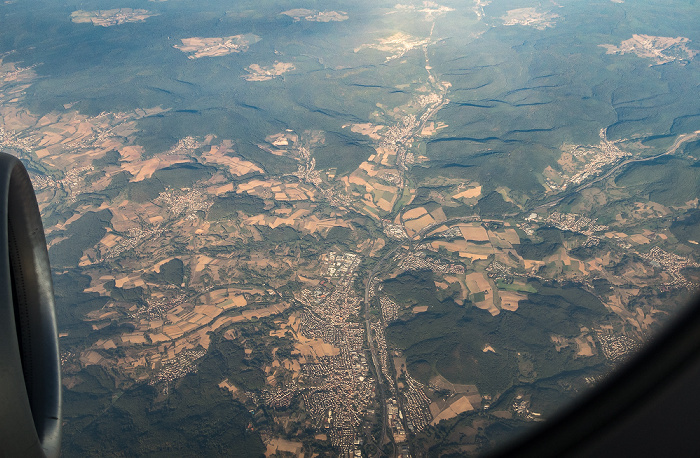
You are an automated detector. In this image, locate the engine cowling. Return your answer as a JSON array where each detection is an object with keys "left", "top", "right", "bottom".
[{"left": 0, "top": 152, "right": 61, "bottom": 458}]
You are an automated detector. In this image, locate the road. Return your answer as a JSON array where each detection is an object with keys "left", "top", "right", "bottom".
[
  {"left": 534, "top": 129, "right": 700, "bottom": 211},
  {"left": 360, "top": 24, "right": 454, "bottom": 456},
  {"left": 362, "top": 215, "right": 481, "bottom": 457},
  {"left": 364, "top": 241, "right": 404, "bottom": 457}
]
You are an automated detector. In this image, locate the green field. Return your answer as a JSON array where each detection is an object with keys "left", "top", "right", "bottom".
[{"left": 496, "top": 281, "right": 537, "bottom": 293}]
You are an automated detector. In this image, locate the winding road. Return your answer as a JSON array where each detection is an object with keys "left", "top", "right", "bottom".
[{"left": 535, "top": 130, "right": 700, "bottom": 211}]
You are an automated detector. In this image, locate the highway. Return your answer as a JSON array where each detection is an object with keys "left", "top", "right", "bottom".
[
  {"left": 364, "top": 241, "right": 404, "bottom": 457},
  {"left": 535, "top": 129, "right": 700, "bottom": 211},
  {"left": 361, "top": 26, "right": 453, "bottom": 456},
  {"left": 362, "top": 215, "right": 481, "bottom": 457}
]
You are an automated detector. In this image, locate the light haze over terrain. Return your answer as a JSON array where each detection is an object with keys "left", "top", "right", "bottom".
[{"left": 1, "top": 0, "right": 699, "bottom": 456}]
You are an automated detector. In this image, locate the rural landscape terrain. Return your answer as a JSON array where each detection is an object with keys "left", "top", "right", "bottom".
[{"left": 1, "top": 0, "right": 700, "bottom": 456}]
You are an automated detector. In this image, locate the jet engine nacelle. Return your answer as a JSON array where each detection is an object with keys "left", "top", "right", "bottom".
[{"left": 0, "top": 152, "right": 61, "bottom": 457}]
